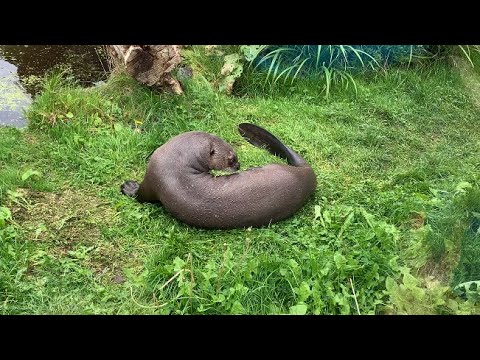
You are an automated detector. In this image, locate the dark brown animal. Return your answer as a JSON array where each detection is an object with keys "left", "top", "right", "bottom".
[{"left": 121, "top": 123, "right": 317, "bottom": 229}]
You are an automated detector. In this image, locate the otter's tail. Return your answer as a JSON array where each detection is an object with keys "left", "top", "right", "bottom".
[{"left": 238, "top": 123, "right": 309, "bottom": 167}]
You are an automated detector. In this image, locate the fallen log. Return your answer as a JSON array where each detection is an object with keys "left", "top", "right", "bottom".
[{"left": 106, "top": 45, "right": 184, "bottom": 94}]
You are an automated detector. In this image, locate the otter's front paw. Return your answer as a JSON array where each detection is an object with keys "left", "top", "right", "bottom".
[{"left": 121, "top": 180, "right": 140, "bottom": 197}]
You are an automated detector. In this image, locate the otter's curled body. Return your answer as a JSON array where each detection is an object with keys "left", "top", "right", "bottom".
[{"left": 122, "top": 125, "right": 317, "bottom": 229}]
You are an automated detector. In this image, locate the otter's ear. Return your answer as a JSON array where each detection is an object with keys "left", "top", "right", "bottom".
[{"left": 210, "top": 144, "right": 215, "bottom": 156}]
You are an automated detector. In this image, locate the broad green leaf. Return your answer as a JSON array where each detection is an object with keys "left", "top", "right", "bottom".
[
  {"left": 230, "top": 301, "right": 246, "bottom": 314},
  {"left": 240, "top": 45, "right": 265, "bottom": 62},
  {"left": 221, "top": 54, "right": 242, "bottom": 76},
  {"left": 289, "top": 304, "right": 308, "bottom": 315},
  {"left": 338, "top": 211, "right": 355, "bottom": 239},
  {"left": 334, "top": 253, "right": 347, "bottom": 269},
  {"left": 287, "top": 259, "right": 299, "bottom": 270},
  {"left": 94, "top": 116, "right": 103, "bottom": 125},
  {"left": 402, "top": 272, "right": 419, "bottom": 290},
  {"left": 455, "top": 181, "right": 472, "bottom": 193},
  {"left": 0, "top": 206, "right": 12, "bottom": 228},
  {"left": 113, "top": 122, "right": 124, "bottom": 132},
  {"left": 219, "top": 54, "right": 244, "bottom": 94},
  {"left": 385, "top": 277, "right": 396, "bottom": 292},
  {"left": 0, "top": 206, "right": 11, "bottom": 221},
  {"left": 297, "top": 281, "right": 312, "bottom": 302},
  {"left": 213, "top": 293, "right": 226, "bottom": 303},
  {"left": 323, "top": 209, "right": 332, "bottom": 224},
  {"left": 314, "top": 205, "right": 326, "bottom": 227},
  {"left": 21, "top": 169, "right": 41, "bottom": 182},
  {"left": 173, "top": 257, "right": 185, "bottom": 272},
  {"left": 411, "top": 287, "right": 425, "bottom": 301}
]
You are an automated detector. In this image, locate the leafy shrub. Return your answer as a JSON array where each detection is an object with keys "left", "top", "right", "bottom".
[{"left": 143, "top": 205, "right": 403, "bottom": 314}]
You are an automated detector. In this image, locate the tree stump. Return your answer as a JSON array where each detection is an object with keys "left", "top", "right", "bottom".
[{"left": 106, "top": 45, "right": 184, "bottom": 94}]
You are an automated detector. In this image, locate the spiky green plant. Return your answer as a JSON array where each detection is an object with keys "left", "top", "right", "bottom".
[
  {"left": 241, "top": 45, "right": 480, "bottom": 98},
  {"left": 241, "top": 45, "right": 412, "bottom": 98}
]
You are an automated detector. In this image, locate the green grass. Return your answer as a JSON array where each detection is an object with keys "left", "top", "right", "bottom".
[{"left": 1, "top": 49, "right": 480, "bottom": 314}]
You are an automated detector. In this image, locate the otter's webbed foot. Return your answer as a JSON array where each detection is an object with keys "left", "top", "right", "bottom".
[{"left": 121, "top": 180, "right": 140, "bottom": 197}]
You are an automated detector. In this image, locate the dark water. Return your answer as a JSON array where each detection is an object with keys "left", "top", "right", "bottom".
[{"left": 0, "top": 45, "right": 109, "bottom": 128}]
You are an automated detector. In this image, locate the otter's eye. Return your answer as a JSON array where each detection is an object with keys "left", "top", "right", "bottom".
[{"left": 210, "top": 149, "right": 215, "bottom": 156}]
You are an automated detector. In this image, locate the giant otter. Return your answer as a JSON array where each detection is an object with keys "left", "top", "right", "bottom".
[{"left": 121, "top": 123, "right": 317, "bottom": 229}]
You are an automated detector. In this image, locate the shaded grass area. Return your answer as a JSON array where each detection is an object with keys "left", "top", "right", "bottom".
[
  {"left": 1, "top": 52, "right": 480, "bottom": 314},
  {"left": 451, "top": 188, "right": 480, "bottom": 287},
  {"left": 422, "top": 185, "right": 480, "bottom": 291}
]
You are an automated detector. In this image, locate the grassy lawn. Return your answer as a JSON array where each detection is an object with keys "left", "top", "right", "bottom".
[{"left": 1, "top": 47, "right": 480, "bottom": 314}]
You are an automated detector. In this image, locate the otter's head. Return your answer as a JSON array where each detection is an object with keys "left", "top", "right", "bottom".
[{"left": 208, "top": 137, "right": 240, "bottom": 173}]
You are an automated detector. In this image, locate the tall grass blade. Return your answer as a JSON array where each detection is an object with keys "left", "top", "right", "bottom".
[
  {"left": 339, "top": 45, "right": 349, "bottom": 69},
  {"left": 290, "top": 57, "right": 311, "bottom": 84},
  {"left": 322, "top": 65, "right": 332, "bottom": 99},
  {"left": 254, "top": 48, "right": 291, "bottom": 71},
  {"left": 343, "top": 71, "right": 358, "bottom": 96},
  {"left": 458, "top": 45, "right": 474, "bottom": 68},
  {"left": 345, "top": 46, "right": 365, "bottom": 67},
  {"left": 264, "top": 51, "right": 281, "bottom": 84},
  {"left": 274, "top": 65, "right": 295, "bottom": 85},
  {"left": 315, "top": 45, "right": 323, "bottom": 69}
]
